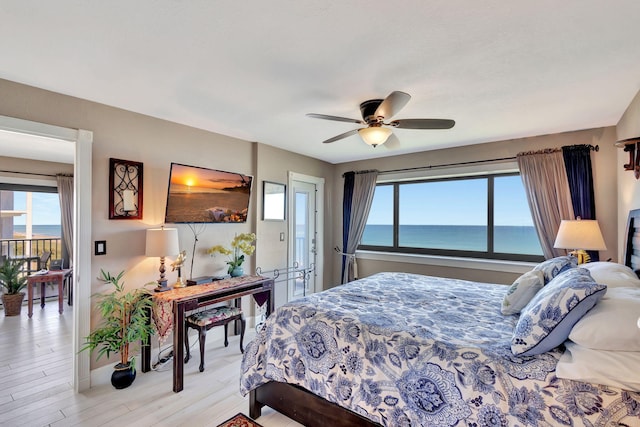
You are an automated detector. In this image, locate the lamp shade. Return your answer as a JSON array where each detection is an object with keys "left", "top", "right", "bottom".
[
  {"left": 145, "top": 227, "right": 180, "bottom": 257},
  {"left": 358, "top": 127, "right": 392, "bottom": 147},
  {"left": 554, "top": 219, "right": 606, "bottom": 251}
]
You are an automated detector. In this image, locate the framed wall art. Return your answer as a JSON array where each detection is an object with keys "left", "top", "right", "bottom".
[{"left": 109, "top": 158, "right": 143, "bottom": 219}]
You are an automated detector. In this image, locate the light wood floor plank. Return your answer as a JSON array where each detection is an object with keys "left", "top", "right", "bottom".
[{"left": 0, "top": 301, "right": 302, "bottom": 426}]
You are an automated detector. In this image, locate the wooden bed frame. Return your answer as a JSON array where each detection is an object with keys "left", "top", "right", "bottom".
[
  {"left": 249, "top": 381, "right": 379, "bottom": 426},
  {"left": 623, "top": 208, "right": 640, "bottom": 274},
  {"left": 249, "top": 208, "right": 640, "bottom": 426}
]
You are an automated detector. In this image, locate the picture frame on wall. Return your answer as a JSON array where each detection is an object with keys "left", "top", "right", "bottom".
[
  {"left": 109, "top": 158, "right": 143, "bottom": 219},
  {"left": 263, "top": 181, "right": 286, "bottom": 221}
]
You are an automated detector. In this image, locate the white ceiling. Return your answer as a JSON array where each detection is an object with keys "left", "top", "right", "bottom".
[{"left": 1, "top": 1, "right": 639, "bottom": 164}]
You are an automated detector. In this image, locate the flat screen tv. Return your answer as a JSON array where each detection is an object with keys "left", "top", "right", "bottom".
[{"left": 164, "top": 162, "right": 253, "bottom": 223}]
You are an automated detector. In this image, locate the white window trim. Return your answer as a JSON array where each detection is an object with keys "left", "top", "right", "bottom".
[
  {"left": 0, "top": 115, "right": 93, "bottom": 393},
  {"left": 356, "top": 250, "right": 535, "bottom": 274}
]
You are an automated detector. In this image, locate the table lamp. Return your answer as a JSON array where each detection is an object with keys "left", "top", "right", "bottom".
[
  {"left": 553, "top": 218, "right": 606, "bottom": 264},
  {"left": 145, "top": 226, "right": 180, "bottom": 292}
]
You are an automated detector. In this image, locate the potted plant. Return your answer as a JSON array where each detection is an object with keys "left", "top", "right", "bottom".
[
  {"left": 207, "top": 232, "right": 256, "bottom": 277},
  {"left": 0, "top": 259, "right": 29, "bottom": 316},
  {"left": 81, "top": 270, "right": 156, "bottom": 389}
]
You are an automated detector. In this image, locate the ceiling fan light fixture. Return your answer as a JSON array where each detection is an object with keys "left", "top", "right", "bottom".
[{"left": 358, "top": 127, "right": 392, "bottom": 147}]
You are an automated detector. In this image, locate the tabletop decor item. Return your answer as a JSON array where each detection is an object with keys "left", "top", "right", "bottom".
[
  {"left": 81, "top": 270, "right": 156, "bottom": 389},
  {"left": 0, "top": 259, "right": 29, "bottom": 316},
  {"left": 207, "top": 233, "right": 256, "bottom": 277},
  {"left": 171, "top": 250, "right": 187, "bottom": 288}
]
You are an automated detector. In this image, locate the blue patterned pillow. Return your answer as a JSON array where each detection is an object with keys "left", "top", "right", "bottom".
[
  {"left": 501, "top": 270, "right": 545, "bottom": 315},
  {"left": 511, "top": 268, "right": 606, "bottom": 356},
  {"left": 532, "top": 255, "right": 577, "bottom": 284}
]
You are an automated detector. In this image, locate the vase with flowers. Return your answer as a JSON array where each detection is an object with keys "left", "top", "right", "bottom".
[{"left": 207, "top": 232, "right": 256, "bottom": 277}]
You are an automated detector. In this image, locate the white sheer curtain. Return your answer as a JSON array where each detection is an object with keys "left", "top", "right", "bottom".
[
  {"left": 517, "top": 149, "right": 574, "bottom": 259},
  {"left": 56, "top": 174, "right": 73, "bottom": 267}
]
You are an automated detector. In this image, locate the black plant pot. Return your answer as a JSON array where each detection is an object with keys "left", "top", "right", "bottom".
[{"left": 111, "top": 362, "right": 136, "bottom": 389}]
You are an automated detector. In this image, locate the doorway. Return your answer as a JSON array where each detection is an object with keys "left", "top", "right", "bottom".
[
  {"left": 287, "top": 172, "right": 324, "bottom": 301},
  {"left": 0, "top": 115, "right": 93, "bottom": 392}
]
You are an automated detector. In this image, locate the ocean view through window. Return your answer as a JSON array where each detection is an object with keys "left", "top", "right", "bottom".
[
  {"left": 1, "top": 189, "right": 63, "bottom": 265},
  {"left": 12, "top": 192, "right": 61, "bottom": 237},
  {"left": 360, "top": 173, "right": 544, "bottom": 262}
]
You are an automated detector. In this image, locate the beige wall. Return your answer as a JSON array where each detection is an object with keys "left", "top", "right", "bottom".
[
  {"left": 254, "top": 144, "right": 335, "bottom": 307},
  {"left": 0, "top": 78, "right": 332, "bottom": 369},
  {"left": 332, "top": 127, "right": 619, "bottom": 285},
  {"left": 0, "top": 157, "right": 74, "bottom": 181},
  {"left": 616, "top": 88, "right": 640, "bottom": 257}
]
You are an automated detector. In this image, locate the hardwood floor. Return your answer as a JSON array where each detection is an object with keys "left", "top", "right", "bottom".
[{"left": 0, "top": 302, "right": 301, "bottom": 427}]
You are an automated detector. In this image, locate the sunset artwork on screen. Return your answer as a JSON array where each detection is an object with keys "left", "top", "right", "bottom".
[{"left": 164, "top": 163, "right": 252, "bottom": 223}]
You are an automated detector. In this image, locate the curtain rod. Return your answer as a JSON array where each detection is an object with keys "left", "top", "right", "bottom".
[
  {"left": 346, "top": 144, "right": 599, "bottom": 177},
  {"left": 0, "top": 169, "right": 58, "bottom": 178}
]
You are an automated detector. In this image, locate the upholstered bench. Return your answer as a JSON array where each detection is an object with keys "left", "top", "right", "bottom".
[{"left": 184, "top": 306, "right": 245, "bottom": 372}]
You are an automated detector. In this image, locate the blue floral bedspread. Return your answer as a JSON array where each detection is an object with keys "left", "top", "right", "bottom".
[{"left": 240, "top": 272, "right": 640, "bottom": 426}]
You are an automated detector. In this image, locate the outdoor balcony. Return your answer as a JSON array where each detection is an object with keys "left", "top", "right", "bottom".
[{"left": 0, "top": 237, "right": 63, "bottom": 274}]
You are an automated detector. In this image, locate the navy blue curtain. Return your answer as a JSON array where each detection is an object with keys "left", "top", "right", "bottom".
[
  {"left": 341, "top": 172, "right": 355, "bottom": 281},
  {"left": 562, "top": 144, "right": 598, "bottom": 261}
]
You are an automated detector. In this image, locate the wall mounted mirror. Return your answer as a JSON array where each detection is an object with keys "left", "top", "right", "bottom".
[{"left": 263, "top": 181, "right": 286, "bottom": 221}]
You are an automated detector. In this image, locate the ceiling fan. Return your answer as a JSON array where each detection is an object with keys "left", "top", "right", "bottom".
[{"left": 307, "top": 91, "right": 455, "bottom": 147}]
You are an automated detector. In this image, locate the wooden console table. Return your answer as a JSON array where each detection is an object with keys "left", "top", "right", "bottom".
[
  {"left": 27, "top": 269, "right": 73, "bottom": 318},
  {"left": 142, "top": 275, "right": 274, "bottom": 392}
]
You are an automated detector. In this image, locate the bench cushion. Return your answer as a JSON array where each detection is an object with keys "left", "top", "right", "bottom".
[{"left": 187, "top": 306, "right": 242, "bottom": 327}]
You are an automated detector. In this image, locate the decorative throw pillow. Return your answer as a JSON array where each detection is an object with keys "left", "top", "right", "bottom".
[
  {"left": 568, "top": 287, "right": 640, "bottom": 351},
  {"left": 580, "top": 262, "right": 640, "bottom": 288},
  {"left": 501, "top": 270, "right": 545, "bottom": 315},
  {"left": 556, "top": 342, "right": 640, "bottom": 392},
  {"left": 511, "top": 268, "right": 606, "bottom": 356},
  {"left": 532, "top": 255, "right": 577, "bottom": 284}
]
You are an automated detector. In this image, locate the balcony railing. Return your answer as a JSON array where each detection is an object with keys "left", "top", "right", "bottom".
[{"left": 0, "top": 238, "right": 62, "bottom": 273}]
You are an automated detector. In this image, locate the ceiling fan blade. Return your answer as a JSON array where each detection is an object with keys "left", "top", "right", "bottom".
[
  {"left": 322, "top": 129, "right": 359, "bottom": 144},
  {"left": 374, "top": 91, "right": 411, "bottom": 119},
  {"left": 306, "top": 113, "right": 365, "bottom": 125},
  {"left": 392, "top": 118, "right": 455, "bottom": 129}
]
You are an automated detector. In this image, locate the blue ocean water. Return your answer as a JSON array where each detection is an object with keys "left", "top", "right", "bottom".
[
  {"left": 13, "top": 224, "right": 61, "bottom": 237},
  {"left": 362, "top": 224, "right": 543, "bottom": 255}
]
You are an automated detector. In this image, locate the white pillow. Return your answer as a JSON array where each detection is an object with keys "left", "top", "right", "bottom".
[
  {"left": 556, "top": 342, "right": 640, "bottom": 392},
  {"left": 568, "top": 287, "right": 640, "bottom": 351},
  {"left": 501, "top": 270, "right": 544, "bottom": 315},
  {"left": 580, "top": 262, "right": 640, "bottom": 288}
]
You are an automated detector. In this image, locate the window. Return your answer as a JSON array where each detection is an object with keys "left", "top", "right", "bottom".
[
  {"left": 360, "top": 173, "right": 544, "bottom": 262},
  {"left": 0, "top": 185, "right": 62, "bottom": 265}
]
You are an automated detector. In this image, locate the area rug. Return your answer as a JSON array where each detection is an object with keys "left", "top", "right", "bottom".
[{"left": 216, "top": 413, "right": 264, "bottom": 427}]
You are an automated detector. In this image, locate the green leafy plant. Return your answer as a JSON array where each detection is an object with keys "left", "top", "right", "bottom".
[
  {"left": 81, "top": 270, "right": 156, "bottom": 369},
  {"left": 207, "top": 232, "right": 256, "bottom": 274},
  {"left": 0, "top": 259, "right": 28, "bottom": 295}
]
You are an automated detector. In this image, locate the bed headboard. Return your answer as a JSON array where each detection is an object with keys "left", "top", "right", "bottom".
[{"left": 623, "top": 208, "right": 640, "bottom": 276}]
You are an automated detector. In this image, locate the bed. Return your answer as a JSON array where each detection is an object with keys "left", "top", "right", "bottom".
[{"left": 240, "top": 211, "right": 640, "bottom": 426}]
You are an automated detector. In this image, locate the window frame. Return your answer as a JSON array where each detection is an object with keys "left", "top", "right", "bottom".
[{"left": 358, "top": 172, "right": 545, "bottom": 263}]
